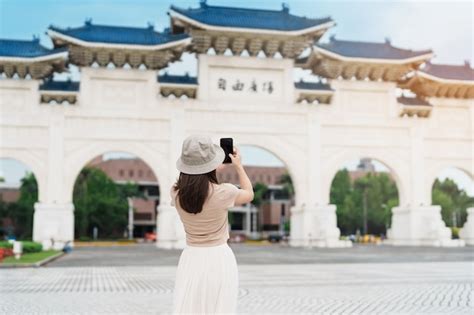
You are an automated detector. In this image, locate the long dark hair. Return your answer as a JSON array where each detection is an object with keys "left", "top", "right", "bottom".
[{"left": 172, "top": 169, "right": 219, "bottom": 214}]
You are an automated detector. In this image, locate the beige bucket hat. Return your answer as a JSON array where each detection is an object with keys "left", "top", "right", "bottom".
[{"left": 176, "top": 135, "right": 226, "bottom": 175}]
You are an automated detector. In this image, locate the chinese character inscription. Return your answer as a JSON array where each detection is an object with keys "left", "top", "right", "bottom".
[{"left": 217, "top": 78, "right": 274, "bottom": 94}]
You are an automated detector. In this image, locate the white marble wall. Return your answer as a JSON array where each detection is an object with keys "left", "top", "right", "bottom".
[{"left": 0, "top": 55, "right": 472, "bottom": 249}]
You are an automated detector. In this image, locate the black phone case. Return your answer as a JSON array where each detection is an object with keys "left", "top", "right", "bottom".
[{"left": 220, "top": 138, "right": 233, "bottom": 164}]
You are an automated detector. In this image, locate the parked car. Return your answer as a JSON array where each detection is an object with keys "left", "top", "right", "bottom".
[
  {"left": 229, "top": 233, "right": 247, "bottom": 243},
  {"left": 145, "top": 232, "right": 156, "bottom": 241},
  {"left": 267, "top": 233, "right": 283, "bottom": 243}
]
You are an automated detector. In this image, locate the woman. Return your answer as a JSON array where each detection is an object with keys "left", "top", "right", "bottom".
[{"left": 171, "top": 134, "right": 254, "bottom": 314}]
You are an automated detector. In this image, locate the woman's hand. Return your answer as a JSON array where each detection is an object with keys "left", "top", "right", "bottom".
[
  {"left": 228, "top": 146, "right": 242, "bottom": 168},
  {"left": 229, "top": 146, "right": 254, "bottom": 205}
]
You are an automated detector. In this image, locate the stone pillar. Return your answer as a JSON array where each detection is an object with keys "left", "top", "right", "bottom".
[
  {"left": 460, "top": 207, "right": 474, "bottom": 245},
  {"left": 33, "top": 202, "right": 74, "bottom": 250},
  {"left": 289, "top": 204, "right": 306, "bottom": 247},
  {"left": 289, "top": 204, "right": 351, "bottom": 248},
  {"left": 156, "top": 175, "right": 186, "bottom": 249},
  {"left": 387, "top": 205, "right": 465, "bottom": 247},
  {"left": 290, "top": 110, "right": 350, "bottom": 248},
  {"left": 245, "top": 204, "right": 251, "bottom": 237},
  {"left": 174, "top": 210, "right": 186, "bottom": 249},
  {"left": 250, "top": 210, "right": 259, "bottom": 239},
  {"left": 156, "top": 204, "right": 177, "bottom": 249},
  {"left": 32, "top": 110, "right": 74, "bottom": 250},
  {"left": 309, "top": 205, "right": 351, "bottom": 248},
  {"left": 387, "top": 124, "right": 464, "bottom": 247},
  {"left": 252, "top": 212, "right": 257, "bottom": 232},
  {"left": 156, "top": 107, "right": 186, "bottom": 250}
]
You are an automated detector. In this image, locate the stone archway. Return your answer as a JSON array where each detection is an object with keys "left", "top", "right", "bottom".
[
  {"left": 0, "top": 149, "right": 47, "bottom": 203},
  {"left": 427, "top": 165, "right": 474, "bottom": 245},
  {"left": 425, "top": 161, "right": 473, "bottom": 206},
  {"left": 325, "top": 157, "right": 401, "bottom": 238},
  {"left": 0, "top": 155, "right": 43, "bottom": 240},
  {"left": 69, "top": 151, "right": 163, "bottom": 241},
  {"left": 321, "top": 148, "right": 409, "bottom": 207},
  {"left": 64, "top": 141, "right": 170, "bottom": 204},
  {"left": 32, "top": 141, "right": 171, "bottom": 249},
  {"left": 316, "top": 147, "right": 410, "bottom": 247}
]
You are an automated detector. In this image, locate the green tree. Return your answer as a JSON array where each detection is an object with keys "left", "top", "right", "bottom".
[
  {"left": 278, "top": 172, "right": 294, "bottom": 204},
  {"left": 0, "top": 173, "right": 38, "bottom": 239},
  {"left": 432, "top": 178, "right": 474, "bottom": 226},
  {"left": 15, "top": 173, "right": 38, "bottom": 238},
  {"left": 252, "top": 182, "right": 268, "bottom": 207},
  {"left": 330, "top": 169, "right": 357, "bottom": 234},
  {"left": 73, "top": 167, "right": 141, "bottom": 239},
  {"left": 331, "top": 170, "right": 399, "bottom": 235},
  {"left": 330, "top": 169, "right": 351, "bottom": 206}
]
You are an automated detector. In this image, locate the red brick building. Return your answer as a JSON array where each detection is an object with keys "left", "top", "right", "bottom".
[
  {"left": 0, "top": 182, "right": 21, "bottom": 203},
  {"left": 217, "top": 165, "right": 293, "bottom": 234},
  {"left": 216, "top": 165, "right": 288, "bottom": 186}
]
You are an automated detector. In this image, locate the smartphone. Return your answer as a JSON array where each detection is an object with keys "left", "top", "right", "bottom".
[{"left": 220, "top": 138, "right": 233, "bottom": 164}]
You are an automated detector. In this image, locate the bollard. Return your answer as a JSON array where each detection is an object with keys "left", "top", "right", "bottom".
[{"left": 13, "top": 241, "right": 23, "bottom": 260}]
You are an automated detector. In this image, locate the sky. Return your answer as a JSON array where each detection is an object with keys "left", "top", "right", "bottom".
[
  {"left": 1, "top": 0, "right": 472, "bottom": 78},
  {"left": 0, "top": 0, "right": 473, "bottom": 194}
]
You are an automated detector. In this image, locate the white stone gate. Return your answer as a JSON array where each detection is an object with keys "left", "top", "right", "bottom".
[{"left": 1, "top": 2, "right": 472, "bottom": 249}]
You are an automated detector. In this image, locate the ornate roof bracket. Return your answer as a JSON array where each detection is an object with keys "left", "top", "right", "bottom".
[
  {"left": 299, "top": 53, "right": 426, "bottom": 81},
  {"left": 66, "top": 45, "right": 182, "bottom": 69},
  {"left": 0, "top": 38, "right": 68, "bottom": 79},
  {"left": 169, "top": 3, "right": 334, "bottom": 59},
  {"left": 402, "top": 79, "right": 474, "bottom": 99},
  {"left": 47, "top": 22, "right": 191, "bottom": 70},
  {"left": 399, "top": 62, "right": 474, "bottom": 99},
  {"left": 39, "top": 78, "right": 80, "bottom": 105},
  {"left": 295, "top": 80, "right": 333, "bottom": 104},
  {"left": 158, "top": 73, "right": 198, "bottom": 99},
  {"left": 296, "top": 91, "right": 332, "bottom": 104},
  {"left": 188, "top": 30, "right": 311, "bottom": 58},
  {"left": 397, "top": 96, "right": 432, "bottom": 118},
  {"left": 0, "top": 60, "right": 67, "bottom": 79},
  {"left": 296, "top": 37, "right": 433, "bottom": 81},
  {"left": 159, "top": 85, "right": 197, "bottom": 99},
  {"left": 40, "top": 91, "right": 78, "bottom": 105}
]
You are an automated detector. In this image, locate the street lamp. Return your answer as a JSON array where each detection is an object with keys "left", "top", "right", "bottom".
[
  {"left": 381, "top": 203, "right": 388, "bottom": 238},
  {"left": 127, "top": 197, "right": 134, "bottom": 240}
]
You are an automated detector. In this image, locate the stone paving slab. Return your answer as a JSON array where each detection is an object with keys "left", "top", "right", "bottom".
[{"left": 1, "top": 262, "right": 472, "bottom": 314}]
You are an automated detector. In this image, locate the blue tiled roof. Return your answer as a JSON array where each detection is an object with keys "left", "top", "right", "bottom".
[
  {"left": 0, "top": 38, "right": 67, "bottom": 58},
  {"left": 294, "top": 80, "right": 332, "bottom": 91},
  {"left": 170, "top": 2, "right": 333, "bottom": 32},
  {"left": 421, "top": 61, "right": 473, "bottom": 81},
  {"left": 158, "top": 73, "right": 198, "bottom": 85},
  {"left": 316, "top": 36, "right": 432, "bottom": 60},
  {"left": 48, "top": 20, "right": 189, "bottom": 46},
  {"left": 40, "top": 78, "right": 80, "bottom": 92}
]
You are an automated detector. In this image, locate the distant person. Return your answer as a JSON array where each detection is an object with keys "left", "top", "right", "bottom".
[
  {"left": 62, "top": 240, "right": 72, "bottom": 253},
  {"left": 171, "top": 135, "right": 254, "bottom": 314}
]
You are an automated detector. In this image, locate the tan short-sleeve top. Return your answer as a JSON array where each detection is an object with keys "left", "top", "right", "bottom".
[{"left": 170, "top": 182, "right": 240, "bottom": 247}]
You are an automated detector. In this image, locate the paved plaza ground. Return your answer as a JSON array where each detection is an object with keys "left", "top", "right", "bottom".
[
  {"left": 1, "top": 244, "right": 473, "bottom": 314},
  {"left": 48, "top": 243, "right": 474, "bottom": 266}
]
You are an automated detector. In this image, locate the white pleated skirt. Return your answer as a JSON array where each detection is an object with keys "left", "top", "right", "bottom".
[{"left": 172, "top": 241, "right": 239, "bottom": 315}]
